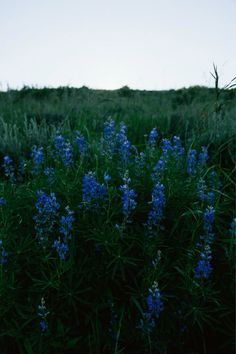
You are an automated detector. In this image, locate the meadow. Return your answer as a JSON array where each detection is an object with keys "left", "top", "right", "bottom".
[{"left": 0, "top": 85, "right": 235, "bottom": 353}]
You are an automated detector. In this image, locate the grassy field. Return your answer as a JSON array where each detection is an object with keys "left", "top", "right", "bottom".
[{"left": 0, "top": 86, "right": 235, "bottom": 353}]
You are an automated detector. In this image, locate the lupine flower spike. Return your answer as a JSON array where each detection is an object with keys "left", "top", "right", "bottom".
[
  {"left": 38, "top": 297, "right": 50, "bottom": 332},
  {"left": 31, "top": 146, "right": 44, "bottom": 173},
  {"left": 138, "top": 281, "right": 163, "bottom": 334},
  {"left": 146, "top": 182, "right": 165, "bottom": 231},
  {"left": 2, "top": 156, "right": 15, "bottom": 183},
  {"left": 194, "top": 245, "right": 213, "bottom": 279},
  {"left": 0, "top": 240, "right": 8, "bottom": 265},
  {"left": 147, "top": 128, "right": 158, "bottom": 147},
  {"left": 81, "top": 172, "right": 106, "bottom": 209},
  {"left": 34, "top": 191, "right": 60, "bottom": 245},
  {"left": 119, "top": 171, "right": 137, "bottom": 221}
]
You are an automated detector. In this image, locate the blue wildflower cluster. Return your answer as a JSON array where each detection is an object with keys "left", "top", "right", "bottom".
[
  {"left": 208, "top": 170, "right": 221, "bottom": 190},
  {"left": 146, "top": 282, "right": 164, "bottom": 319},
  {"left": 52, "top": 240, "right": 68, "bottom": 261},
  {"left": 161, "top": 138, "right": 172, "bottom": 157},
  {"left": 119, "top": 171, "right": 137, "bottom": 220},
  {"left": 152, "top": 136, "right": 184, "bottom": 181},
  {"left": 138, "top": 281, "right": 163, "bottom": 334},
  {"left": 172, "top": 136, "right": 185, "bottom": 159},
  {"left": 103, "top": 119, "right": 115, "bottom": 141},
  {"left": 75, "top": 131, "right": 87, "bottom": 155},
  {"left": 146, "top": 182, "right": 166, "bottom": 231},
  {"left": 17, "top": 159, "right": 26, "bottom": 181},
  {"left": 135, "top": 152, "right": 146, "bottom": 176},
  {"left": 198, "top": 146, "right": 208, "bottom": 168},
  {"left": 31, "top": 146, "right": 44, "bottom": 173},
  {"left": 0, "top": 240, "right": 8, "bottom": 265},
  {"left": 82, "top": 172, "right": 106, "bottom": 209},
  {"left": 102, "top": 119, "right": 116, "bottom": 159},
  {"left": 54, "top": 134, "right": 65, "bottom": 151},
  {"left": 52, "top": 207, "right": 74, "bottom": 260},
  {"left": 59, "top": 206, "right": 74, "bottom": 239},
  {"left": 61, "top": 142, "right": 73, "bottom": 167},
  {"left": 38, "top": 297, "right": 49, "bottom": 332},
  {"left": 0, "top": 197, "right": 6, "bottom": 205},
  {"left": 103, "top": 172, "right": 111, "bottom": 183},
  {"left": 116, "top": 123, "right": 131, "bottom": 164},
  {"left": 187, "top": 149, "right": 197, "bottom": 174},
  {"left": 194, "top": 245, "right": 213, "bottom": 279},
  {"left": 34, "top": 191, "right": 60, "bottom": 245},
  {"left": 196, "top": 178, "right": 215, "bottom": 205},
  {"left": 2, "top": 155, "right": 15, "bottom": 183},
  {"left": 194, "top": 206, "right": 215, "bottom": 279},
  {"left": 153, "top": 158, "right": 166, "bottom": 179},
  {"left": 54, "top": 134, "right": 73, "bottom": 167},
  {"left": 203, "top": 206, "right": 215, "bottom": 236},
  {"left": 147, "top": 128, "right": 158, "bottom": 147},
  {"left": 44, "top": 167, "right": 55, "bottom": 185},
  {"left": 187, "top": 146, "right": 208, "bottom": 174}
]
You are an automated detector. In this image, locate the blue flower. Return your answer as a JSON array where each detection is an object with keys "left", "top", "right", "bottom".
[
  {"left": 59, "top": 207, "right": 74, "bottom": 240},
  {"left": 172, "top": 136, "right": 185, "bottom": 158},
  {"left": 104, "top": 119, "right": 115, "bottom": 140},
  {"left": 116, "top": 123, "right": 131, "bottom": 164},
  {"left": 203, "top": 206, "right": 215, "bottom": 234},
  {"left": 18, "top": 159, "right": 26, "bottom": 177},
  {"left": 153, "top": 158, "right": 166, "bottom": 176},
  {"left": 38, "top": 297, "right": 49, "bottom": 332},
  {"left": 54, "top": 135, "right": 73, "bottom": 167},
  {"left": 104, "top": 173, "right": 111, "bottom": 183},
  {"left": 3, "top": 156, "right": 12, "bottom": 165},
  {"left": 2, "top": 155, "right": 15, "bottom": 183},
  {"left": 135, "top": 152, "right": 146, "bottom": 175},
  {"left": 147, "top": 128, "right": 158, "bottom": 147},
  {"left": 161, "top": 138, "right": 172, "bottom": 156},
  {"left": 194, "top": 245, "right": 213, "bottom": 279},
  {"left": 52, "top": 207, "right": 74, "bottom": 260},
  {"left": 39, "top": 320, "right": 48, "bottom": 332},
  {"left": 34, "top": 191, "right": 60, "bottom": 245},
  {"left": 139, "top": 281, "right": 163, "bottom": 333},
  {"left": 146, "top": 285, "right": 164, "bottom": 318},
  {"left": 187, "top": 149, "right": 197, "bottom": 174},
  {"left": 44, "top": 167, "right": 55, "bottom": 184},
  {"left": 196, "top": 178, "right": 215, "bottom": 205},
  {"left": 198, "top": 146, "right": 208, "bottom": 167},
  {"left": 54, "top": 134, "right": 66, "bottom": 152},
  {"left": 207, "top": 170, "right": 222, "bottom": 190},
  {"left": 119, "top": 172, "right": 137, "bottom": 218},
  {"left": 0, "top": 240, "right": 8, "bottom": 265},
  {"left": 75, "top": 131, "right": 87, "bottom": 155},
  {"left": 61, "top": 142, "right": 73, "bottom": 167},
  {"left": 82, "top": 172, "right": 106, "bottom": 209},
  {"left": 137, "top": 312, "right": 156, "bottom": 334},
  {"left": 52, "top": 239, "right": 69, "bottom": 260},
  {"left": 102, "top": 119, "right": 116, "bottom": 158},
  {"left": 146, "top": 182, "right": 165, "bottom": 229},
  {"left": 30, "top": 146, "right": 44, "bottom": 172},
  {"left": 0, "top": 197, "right": 6, "bottom": 206},
  {"left": 35, "top": 191, "right": 60, "bottom": 216}
]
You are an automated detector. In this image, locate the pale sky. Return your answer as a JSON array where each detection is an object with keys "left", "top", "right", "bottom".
[{"left": 0, "top": 0, "right": 235, "bottom": 91}]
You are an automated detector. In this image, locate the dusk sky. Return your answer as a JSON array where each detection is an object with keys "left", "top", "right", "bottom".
[{"left": 0, "top": 0, "right": 235, "bottom": 90}]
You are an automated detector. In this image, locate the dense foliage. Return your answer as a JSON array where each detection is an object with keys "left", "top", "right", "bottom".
[{"left": 0, "top": 87, "right": 235, "bottom": 353}]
